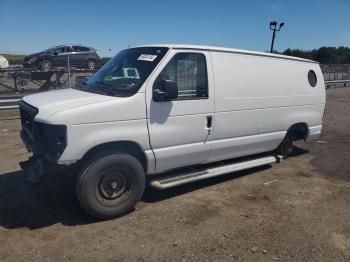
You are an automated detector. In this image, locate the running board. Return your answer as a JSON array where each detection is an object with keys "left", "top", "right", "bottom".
[{"left": 149, "top": 155, "right": 280, "bottom": 190}]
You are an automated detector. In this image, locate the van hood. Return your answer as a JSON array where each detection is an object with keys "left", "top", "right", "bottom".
[{"left": 22, "top": 88, "right": 114, "bottom": 120}]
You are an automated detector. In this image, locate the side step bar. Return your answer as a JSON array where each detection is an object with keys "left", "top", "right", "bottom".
[{"left": 150, "top": 155, "right": 281, "bottom": 190}]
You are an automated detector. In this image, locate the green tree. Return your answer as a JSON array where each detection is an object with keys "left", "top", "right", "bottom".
[{"left": 282, "top": 47, "right": 350, "bottom": 64}]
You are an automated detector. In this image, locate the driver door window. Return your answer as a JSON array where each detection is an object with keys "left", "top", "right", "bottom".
[
  {"left": 155, "top": 53, "right": 208, "bottom": 100},
  {"left": 52, "top": 47, "right": 64, "bottom": 54},
  {"left": 65, "top": 46, "right": 74, "bottom": 53}
]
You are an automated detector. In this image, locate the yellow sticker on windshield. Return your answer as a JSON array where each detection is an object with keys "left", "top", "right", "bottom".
[{"left": 138, "top": 54, "right": 157, "bottom": 61}]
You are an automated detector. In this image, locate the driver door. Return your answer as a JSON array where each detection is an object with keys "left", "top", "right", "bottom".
[
  {"left": 146, "top": 50, "right": 214, "bottom": 172},
  {"left": 53, "top": 46, "right": 72, "bottom": 67}
]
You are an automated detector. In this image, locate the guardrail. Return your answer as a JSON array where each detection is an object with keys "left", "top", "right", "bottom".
[
  {"left": 0, "top": 80, "right": 349, "bottom": 110},
  {"left": 325, "top": 79, "right": 350, "bottom": 88},
  {"left": 0, "top": 98, "right": 21, "bottom": 110}
]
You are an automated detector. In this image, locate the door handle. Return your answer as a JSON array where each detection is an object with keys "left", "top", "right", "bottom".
[{"left": 206, "top": 116, "right": 212, "bottom": 129}]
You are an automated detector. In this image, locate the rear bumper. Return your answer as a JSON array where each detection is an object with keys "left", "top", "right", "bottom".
[{"left": 306, "top": 125, "right": 322, "bottom": 141}]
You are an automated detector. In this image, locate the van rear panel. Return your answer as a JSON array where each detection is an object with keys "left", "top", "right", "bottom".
[{"left": 208, "top": 51, "right": 325, "bottom": 161}]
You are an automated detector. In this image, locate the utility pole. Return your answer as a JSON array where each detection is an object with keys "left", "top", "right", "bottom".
[{"left": 269, "top": 21, "right": 284, "bottom": 53}]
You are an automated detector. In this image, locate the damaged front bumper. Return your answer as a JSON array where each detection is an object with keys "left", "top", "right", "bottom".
[
  {"left": 19, "top": 100, "right": 69, "bottom": 184},
  {"left": 19, "top": 100, "right": 67, "bottom": 163},
  {"left": 19, "top": 155, "right": 53, "bottom": 184},
  {"left": 20, "top": 122, "right": 67, "bottom": 163}
]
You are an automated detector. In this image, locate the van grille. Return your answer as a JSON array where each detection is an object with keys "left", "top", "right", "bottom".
[{"left": 19, "top": 101, "right": 38, "bottom": 138}]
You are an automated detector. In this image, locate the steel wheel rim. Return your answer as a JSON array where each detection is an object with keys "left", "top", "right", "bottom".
[{"left": 95, "top": 168, "right": 132, "bottom": 206}]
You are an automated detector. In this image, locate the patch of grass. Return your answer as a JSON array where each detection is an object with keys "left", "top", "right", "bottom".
[{"left": 0, "top": 54, "right": 26, "bottom": 65}]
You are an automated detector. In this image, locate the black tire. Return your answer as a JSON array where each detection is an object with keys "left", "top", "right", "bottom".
[
  {"left": 76, "top": 152, "right": 145, "bottom": 219},
  {"left": 87, "top": 59, "right": 96, "bottom": 70},
  {"left": 276, "top": 136, "right": 294, "bottom": 158},
  {"left": 40, "top": 59, "right": 53, "bottom": 71}
]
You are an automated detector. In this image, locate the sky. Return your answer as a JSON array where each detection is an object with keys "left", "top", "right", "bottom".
[{"left": 1, "top": 0, "right": 349, "bottom": 57}]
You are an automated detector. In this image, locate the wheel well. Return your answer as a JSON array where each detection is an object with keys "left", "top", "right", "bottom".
[
  {"left": 286, "top": 123, "right": 309, "bottom": 141},
  {"left": 81, "top": 141, "right": 148, "bottom": 173}
]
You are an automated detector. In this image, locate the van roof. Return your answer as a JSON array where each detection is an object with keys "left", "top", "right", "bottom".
[{"left": 138, "top": 44, "right": 317, "bottom": 64}]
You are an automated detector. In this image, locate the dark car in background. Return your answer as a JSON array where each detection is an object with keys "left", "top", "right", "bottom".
[{"left": 23, "top": 45, "right": 100, "bottom": 71}]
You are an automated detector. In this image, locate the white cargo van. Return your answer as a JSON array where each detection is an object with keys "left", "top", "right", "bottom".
[{"left": 19, "top": 45, "right": 325, "bottom": 218}]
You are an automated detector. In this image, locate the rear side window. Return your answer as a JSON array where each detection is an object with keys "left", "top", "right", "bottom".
[
  {"left": 308, "top": 70, "right": 317, "bottom": 87},
  {"left": 155, "top": 53, "right": 208, "bottom": 99}
]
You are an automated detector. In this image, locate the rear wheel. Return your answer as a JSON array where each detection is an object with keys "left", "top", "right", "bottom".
[
  {"left": 276, "top": 136, "right": 294, "bottom": 158},
  {"left": 76, "top": 153, "right": 145, "bottom": 219}
]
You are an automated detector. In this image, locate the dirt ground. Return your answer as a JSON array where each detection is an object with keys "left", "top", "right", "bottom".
[{"left": 0, "top": 88, "right": 349, "bottom": 262}]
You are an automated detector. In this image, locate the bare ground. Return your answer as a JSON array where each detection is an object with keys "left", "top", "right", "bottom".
[{"left": 0, "top": 88, "right": 349, "bottom": 262}]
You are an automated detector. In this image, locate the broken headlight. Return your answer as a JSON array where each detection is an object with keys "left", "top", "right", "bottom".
[{"left": 33, "top": 122, "right": 67, "bottom": 161}]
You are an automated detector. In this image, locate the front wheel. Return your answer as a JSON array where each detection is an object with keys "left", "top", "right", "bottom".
[
  {"left": 87, "top": 59, "right": 96, "bottom": 70},
  {"left": 76, "top": 153, "right": 145, "bottom": 219},
  {"left": 40, "top": 59, "right": 53, "bottom": 71}
]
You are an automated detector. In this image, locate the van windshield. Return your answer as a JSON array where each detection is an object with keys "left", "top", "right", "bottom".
[{"left": 79, "top": 47, "right": 168, "bottom": 97}]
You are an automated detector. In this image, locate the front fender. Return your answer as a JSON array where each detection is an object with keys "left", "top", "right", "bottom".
[{"left": 57, "top": 118, "right": 154, "bottom": 169}]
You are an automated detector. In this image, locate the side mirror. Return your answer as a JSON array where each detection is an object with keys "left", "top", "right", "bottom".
[
  {"left": 53, "top": 52, "right": 58, "bottom": 56},
  {"left": 153, "top": 80, "right": 178, "bottom": 102}
]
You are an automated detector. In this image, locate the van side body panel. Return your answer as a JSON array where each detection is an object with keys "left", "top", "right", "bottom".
[{"left": 209, "top": 51, "right": 325, "bottom": 161}]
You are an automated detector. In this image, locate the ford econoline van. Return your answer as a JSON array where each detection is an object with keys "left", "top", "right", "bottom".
[{"left": 19, "top": 45, "right": 326, "bottom": 218}]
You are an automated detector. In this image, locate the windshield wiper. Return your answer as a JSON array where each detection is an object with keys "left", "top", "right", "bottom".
[
  {"left": 73, "top": 81, "right": 111, "bottom": 95},
  {"left": 91, "top": 81, "right": 132, "bottom": 97},
  {"left": 94, "top": 80, "right": 111, "bottom": 87},
  {"left": 91, "top": 85, "right": 116, "bottom": 96},
  {"left": 76, "top": 80, "right": 132, "bottom": 97}
]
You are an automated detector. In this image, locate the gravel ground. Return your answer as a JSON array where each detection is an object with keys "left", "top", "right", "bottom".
[{"left": 0, "top": 88, "right": 349, "bottom": 262}]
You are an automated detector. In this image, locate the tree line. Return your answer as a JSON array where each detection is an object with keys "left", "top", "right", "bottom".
[{"left": 282, "top": 47, "right": 350, "bottom": 64}]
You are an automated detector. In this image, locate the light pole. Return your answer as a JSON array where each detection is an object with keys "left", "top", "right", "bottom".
[{"left": 269, "top": 21, "right": 284, "bottom": 53}]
